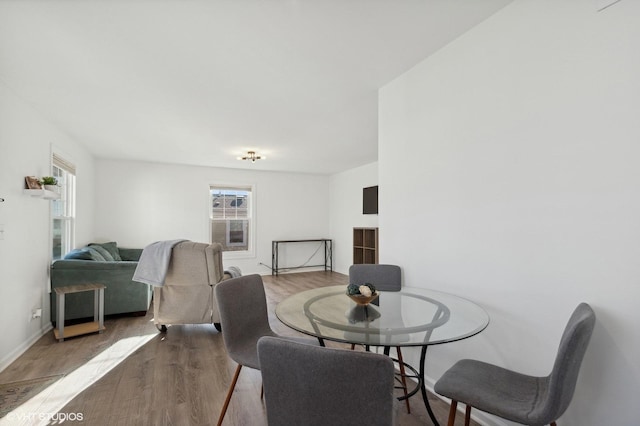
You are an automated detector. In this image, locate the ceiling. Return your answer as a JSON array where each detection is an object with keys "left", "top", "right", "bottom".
[{"left": 0, "top": 0, "right": 512, "bottom": 175}]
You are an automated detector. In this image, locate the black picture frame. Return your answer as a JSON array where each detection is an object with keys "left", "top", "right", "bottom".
[{"left": 363, "top": 186, "right": 378, "bottom": 215}]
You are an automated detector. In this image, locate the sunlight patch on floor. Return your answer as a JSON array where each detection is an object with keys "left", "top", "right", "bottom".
[{"left": 0, "top": 333, "right": 156, "bottom": 426}]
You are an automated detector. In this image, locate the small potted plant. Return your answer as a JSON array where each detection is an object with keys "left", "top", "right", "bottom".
[{"left": 40, "top": 176, "right": 59, "bottom": 192}]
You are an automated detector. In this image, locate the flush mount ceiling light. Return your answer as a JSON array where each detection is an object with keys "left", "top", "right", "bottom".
[{"left": 238, "top": 151, "right": 264, "bottom": 163}]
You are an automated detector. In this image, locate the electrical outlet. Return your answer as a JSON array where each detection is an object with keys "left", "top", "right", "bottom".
[
  {"left": 0, "top": 224, "right": 4, "bottom": 240},
  {"left": 32, "top": 308, "right": 42, "bottom": 319}
]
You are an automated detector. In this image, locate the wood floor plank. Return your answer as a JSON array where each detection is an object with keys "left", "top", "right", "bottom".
[{"left": 0, "top": 271, "right": 478, "bottom": 426}]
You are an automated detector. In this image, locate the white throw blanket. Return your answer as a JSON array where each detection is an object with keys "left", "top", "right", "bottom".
[
  {"left": 224, "top": 266, "right": 242, "bottom": 278},
  {"left": 132, "top": 239, "right": 187, "bottom": 286}
]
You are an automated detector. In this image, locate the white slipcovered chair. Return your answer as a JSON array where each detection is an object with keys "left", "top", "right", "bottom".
[{"left": 153, "top": 241, "right": 229, "bottom": 332}]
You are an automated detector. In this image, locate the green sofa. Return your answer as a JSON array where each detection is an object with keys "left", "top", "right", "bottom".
[{"left": 50, "top": 242, "right": 152, "bottom": 324}]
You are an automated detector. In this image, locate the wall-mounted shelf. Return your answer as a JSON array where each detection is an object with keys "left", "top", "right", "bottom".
[
  {"left": 353, "top": 227, "right": 378, "bottom": 264},
  {"left": 23, "top": 189, "right": 61, "bottom": 200}
]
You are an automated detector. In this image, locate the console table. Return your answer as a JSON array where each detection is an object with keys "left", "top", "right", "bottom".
[{"left": 271, "top": 239, "right": 332, "bottom": 276}]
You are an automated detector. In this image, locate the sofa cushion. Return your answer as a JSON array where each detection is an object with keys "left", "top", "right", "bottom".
[
  {"left": 64, "top": 247, "right": 107, "bottom": 261},
  {"left": 89, "top": 244, "right": 115, "bottom": 261},
  {"left": 86, "top": 246, "right": 107, "bottom": 261},
  {"left": 90, "top": 241, "right": 122, "bottom": 261},
  {"left": 64, "top": 248, "right": 93, "bottom": 260}
]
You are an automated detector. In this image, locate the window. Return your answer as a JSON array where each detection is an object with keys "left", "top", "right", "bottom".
[
  {"left": 51, "top": 154, "right": 76, "bottom": 260},
  {"left": 210, "top": 185, "right": 253, "bottom": 253}
]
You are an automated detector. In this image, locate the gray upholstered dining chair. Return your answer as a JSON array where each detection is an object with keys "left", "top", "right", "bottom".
[
  {"left": 257, "top": 336, "right": 396, "bottom": 426},
  {"left": 349, "top": 264, "right": 402, "bottom": 293},
  {"left": 214, "top": 274, "right": 317, "bottom": 426},
  {"left": 434, "top": 303, "right": 596, "bottom": 426},
  {"left": 348, "top": 264, "right": 412, "bottom": 412}
]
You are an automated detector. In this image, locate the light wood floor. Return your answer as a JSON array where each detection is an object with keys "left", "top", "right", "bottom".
[{"left": 0, "top": 271, "right": 478, "bottom": 426}]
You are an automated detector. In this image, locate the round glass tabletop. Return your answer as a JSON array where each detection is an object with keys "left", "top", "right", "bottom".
[{"left": 276, "top": 285, "right": 489, "bottom": 347}]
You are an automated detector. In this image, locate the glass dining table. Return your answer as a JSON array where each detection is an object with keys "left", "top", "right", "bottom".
[{"left": 276, "top": 285, "right": 490, "bottom": 426}]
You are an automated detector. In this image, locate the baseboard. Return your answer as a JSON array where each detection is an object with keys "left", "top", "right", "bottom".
[{"left": 0, "top": 323, "right": 53, "bottom": 373}]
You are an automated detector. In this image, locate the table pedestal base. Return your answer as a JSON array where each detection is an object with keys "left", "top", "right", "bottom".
[{"left": 420, "top": 345, "right": 440, "bottom": 426}]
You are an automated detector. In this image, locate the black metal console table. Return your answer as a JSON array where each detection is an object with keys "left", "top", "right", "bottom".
[{"left": 271, "top": 239, "right": 333, "bottom": 276}]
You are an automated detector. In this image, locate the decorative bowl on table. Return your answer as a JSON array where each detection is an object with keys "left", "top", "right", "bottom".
[
  {"left": 346, "top": 283, "right": 379, "bottom": 306},
  {"left": 347, "top": 292, "right": 379, "bottom": 306}
]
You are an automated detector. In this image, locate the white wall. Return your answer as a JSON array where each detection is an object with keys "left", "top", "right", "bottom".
[
  {"left": 379, "top": 1, "right": 640, "bottom": 425},
  {"left": 0, "top": 83, "right": 95, "bottom": 371},
  {"left": 94, "top": 159, "right": 330, "bottom": 275},
  {"left": 329, "top": 162, "right": 378, "bottom": 274}
]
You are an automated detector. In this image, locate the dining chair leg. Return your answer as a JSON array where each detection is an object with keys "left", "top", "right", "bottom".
[
  {"left": 217, "top": 364, "right": 242, "bottom": 426},
  {"left": 447, "top": 400, "right": 458, "bottom": 426},
  {"left": 464, "top": 404, "right": 472, "bottom": 426},
  {"left": 395, "top": 347, "right": 411, "bottom": 413}
]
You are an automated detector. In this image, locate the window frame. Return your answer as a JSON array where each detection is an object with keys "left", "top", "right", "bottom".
[
  {"left": 51, "top": 153, "right": 76, "bottom": 260},
  {"left": 209, "top": 183, "right": 256, "bottom": 259}
]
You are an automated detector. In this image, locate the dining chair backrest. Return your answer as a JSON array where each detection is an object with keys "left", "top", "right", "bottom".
[
  {"left": 531, "top": 302, "right": 596, "bottom": 423},
  {"left": 215, "top": 274, "right": 275, "bottom": 369},
  {"left": 434, "top": 302, "right": 595, "bottom": 426},
  {"left": 348, "top": 264, "right": 401, "bottom": 291},
  {"left": 257, "top": 336, "right": 396, "bottom": 426}
]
